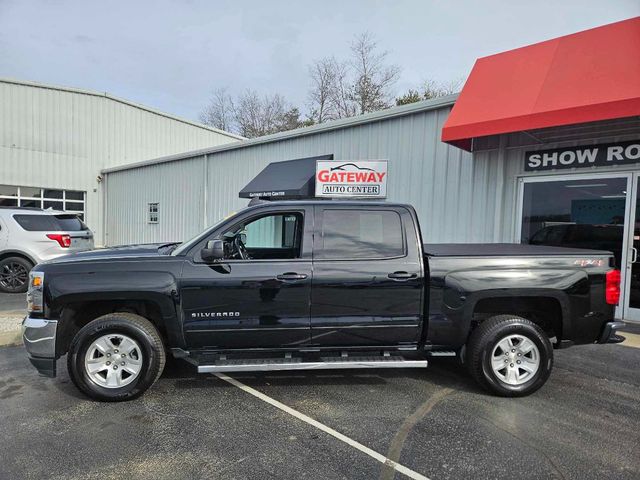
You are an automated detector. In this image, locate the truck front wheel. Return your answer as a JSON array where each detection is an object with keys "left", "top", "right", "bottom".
[
  {"left": 466, "top": 315, "right": 553, "bottom": 397},
  {"left": 67, "top": 313, "right": 166, "bottom": 402}
]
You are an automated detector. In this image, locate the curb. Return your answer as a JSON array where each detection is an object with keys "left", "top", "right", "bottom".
[
  {"left": 0, "top": 311, "right": 24, "bottom": 347},
  {"left": 0, "top": 330, "right": 22, "bottom": 347}
]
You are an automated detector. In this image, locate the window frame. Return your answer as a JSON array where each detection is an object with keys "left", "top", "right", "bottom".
[
  {"left": 314, "top": 206, "right": 407, "bottom": 262},
  {"left": 190, "top": 208, "right": 309, "bottom": 264},
  {"left": 148, "top": 202, "right": 159, "bottom": 224},
  {"left": 239, "top": 212, "right": 303, "bottom": 251},
  {"left": 0, "top": 185, "right": 86, "bottom": 220}
]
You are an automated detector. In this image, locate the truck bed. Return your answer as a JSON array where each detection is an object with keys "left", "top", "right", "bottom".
[{"left": 423, "top": 243, "right": 613, "bottom": 257}]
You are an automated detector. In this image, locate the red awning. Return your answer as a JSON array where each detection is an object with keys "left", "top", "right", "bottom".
[{"left": 442, "top": 17, "right": 640, "bottom": 151}]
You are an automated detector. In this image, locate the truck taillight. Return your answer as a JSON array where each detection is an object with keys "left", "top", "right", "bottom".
[
  {"left": 605, "top": 269, "right": 621, "bottom": 305},
  {"left": 46, "top": 233, "right": 71, "bottom": 248}
]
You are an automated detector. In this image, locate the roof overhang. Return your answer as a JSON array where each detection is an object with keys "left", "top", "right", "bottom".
[
  {"left": 239, "top": 154, "right": 333, "bottom": 200},
  {"left": 442, "top": 17, "right": 640, "bottom": 151}
]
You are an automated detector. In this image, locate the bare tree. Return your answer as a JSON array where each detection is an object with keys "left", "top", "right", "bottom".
[
  {"left": 349, "top": 32, "right": 400, "bottom": 114},
  {"left": 307, "top": 57, "right": 338, "bottom": 123},
  {"left": 330, "top": 59, "right": 357, "bottom": 119},
  {"left": 395, "top": 78, "right": 464, "bottom": 106},
  {"left": 421, "top": 78, "right": 463, "bottom": 99},
  {"left": 199, "top": 87, "right": 235, "bottom": 131},
  {"left": 233, "top": 90, "right": 307, "bottom": 138}
]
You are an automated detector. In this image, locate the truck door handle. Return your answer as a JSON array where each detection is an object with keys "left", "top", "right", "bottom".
[
  {"left": 388, "top": 271, "right": 417, "bottom": 281},
  {"left": 277, "top": 272, "right": 308, "bottom": 281}
]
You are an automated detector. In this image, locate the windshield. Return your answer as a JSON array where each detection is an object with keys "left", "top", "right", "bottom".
[{"left": 171, "top": 215, "right": 234, "bottom": 256}]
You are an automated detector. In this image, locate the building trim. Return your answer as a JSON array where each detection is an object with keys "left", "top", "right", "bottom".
[
  {"left": 101, "top": 94, "right": 459, "bottom": 174},
  {"left": 0, "top": 77, "right": 245, "bottom": 141}
]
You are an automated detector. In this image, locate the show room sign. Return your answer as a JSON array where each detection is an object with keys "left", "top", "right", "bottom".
[
  {"left": 315, "top": 160, "right": 388, "bottom": 198},
  {"left": 525, "top": 140, "right": 640, "bottom": 172}
]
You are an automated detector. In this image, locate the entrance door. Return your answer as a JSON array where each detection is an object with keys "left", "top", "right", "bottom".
[
  {"left": 623, "top": 175, "right": 640, "bottom": 322},
  {"left": 518, "top": 174, "right": 633, "bottom": 319}
]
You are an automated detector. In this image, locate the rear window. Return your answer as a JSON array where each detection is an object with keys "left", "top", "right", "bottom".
[
  {"left": 13, "top": 214, "right": 88, "bottom": 232},
  {"left": 318, "top": 209, "right": 404, "bottom": 259},
  {"left": 54, "top": 214, "right": 89, "bottom": 231}
]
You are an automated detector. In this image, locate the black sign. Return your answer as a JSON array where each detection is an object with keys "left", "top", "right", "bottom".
[{"left": 525, "top": 140, "right": 640, "bottom": 172}]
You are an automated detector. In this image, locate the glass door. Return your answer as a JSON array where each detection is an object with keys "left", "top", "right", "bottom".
[
  {"left": 518, "top": 173, "right": 633, "bottom": 319},
  {"left": 622, "top": 174, "right": 640, "bottom": 322}
]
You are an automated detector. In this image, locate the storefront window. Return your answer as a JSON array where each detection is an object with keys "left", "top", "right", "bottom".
[{"left": 521, "top": 177, "right": 628, "bottom": 267}]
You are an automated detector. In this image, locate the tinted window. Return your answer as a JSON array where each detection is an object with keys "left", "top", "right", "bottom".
[
  {"left": 43, "top": 189, "right": 63, "bottom": 199},
  {"left": 44, "top": 200, "right": 64, "bottom": 210},
  {"left": 319, "top": 209, "right": 404, "bottom": 259},
  {"left": 0, "top": 198, "right": 18, "bottom": 207},
  {"left": 13, "top": 214, "right": 87, "bottom": 231},
  {"left": 54, "top": 214, "right": 89, "bottom": 231},
  {"left": 20, "top": 199, "right": 40, "bottom": 208},
  {"left": 65, "top": 190, "right": 84, "bottom": 201},
  {"left": 13, "top": 214, "right": 59, "bottom": 231}
]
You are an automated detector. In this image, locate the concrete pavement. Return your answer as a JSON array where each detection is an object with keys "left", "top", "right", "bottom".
[
  {"left": 0, "top": 342, "right": 638, "bottom": 479},
  {"left": 0, "top": 292, "right": 25, "bottom": 346}
]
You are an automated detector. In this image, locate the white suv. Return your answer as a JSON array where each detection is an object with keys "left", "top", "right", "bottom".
[{"left": 0, "top": 207, "right": 94, "bottom": 293}]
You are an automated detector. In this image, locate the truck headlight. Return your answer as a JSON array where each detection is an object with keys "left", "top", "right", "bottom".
[{"left": 27, "top": 271, "right": 44, "bottom": 313}]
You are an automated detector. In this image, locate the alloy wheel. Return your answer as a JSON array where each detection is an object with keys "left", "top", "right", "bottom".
[
  {"left": 0, "top": 262, "right": 29, "bottom": 291},
  {"left": 490, "top": 334, "right": 540, "bottom": 386},
  {"left": 84, "top": 334, "right": 143, "bottom": 388}
]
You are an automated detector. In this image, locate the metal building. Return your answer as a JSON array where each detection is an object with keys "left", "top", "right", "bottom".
[
  {"left": 102, "top": 96, "right": 481, "bottom": 246},
  {"left": 0, "top": 78, "right": 242, "bottom": 244}
]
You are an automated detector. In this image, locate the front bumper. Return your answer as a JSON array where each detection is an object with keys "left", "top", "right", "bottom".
[
  {"left": 22, "top": 316, "right": 57, "bottom": 377},
  {"left": 597, "top": 321, "right": 626, "bottom": 344}
]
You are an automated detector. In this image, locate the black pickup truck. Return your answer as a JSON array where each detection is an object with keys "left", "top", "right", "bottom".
[{"left": 22, "top": 200, "right": 624, "bottom": 401}]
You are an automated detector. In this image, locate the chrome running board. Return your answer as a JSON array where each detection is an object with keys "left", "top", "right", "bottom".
[{"left": 197, "top": 355, "right": 428, "bottom": 373}]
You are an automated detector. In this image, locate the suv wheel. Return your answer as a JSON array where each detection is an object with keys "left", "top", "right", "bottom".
[
  {"left": 0, "top": 256, "right": 33, "bottom": 293},
  {"left": 67, "top": 313, "right": 166, "bottom": 402},
  {"left": 466, "top": 315, "right": 553, "bottom": 397}
]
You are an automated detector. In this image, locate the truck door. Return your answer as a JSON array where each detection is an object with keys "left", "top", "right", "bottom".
[
  {"left": 179, "top": 207, "right": 313, "bottom": 349},
  {"left": 310, "top": 205, "right": 423, "bottom": 347}
]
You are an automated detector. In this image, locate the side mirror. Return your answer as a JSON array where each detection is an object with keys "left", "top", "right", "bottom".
[{"left": 201, "top": 240, "right": 225, "bottom": 262}]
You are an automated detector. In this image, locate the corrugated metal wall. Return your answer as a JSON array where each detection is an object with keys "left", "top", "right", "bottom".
[
  {"left": 104, "top": 104, "right": 515, "bottom": 246},
  {"left": 0, "top": 79, "right": 240, "bottom": 244}
]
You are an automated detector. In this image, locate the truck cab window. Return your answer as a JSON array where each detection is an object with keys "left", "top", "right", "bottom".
[
  {"left": 318, "top": 209, "right": 404, "bottom": 259},
  {"left": 223, "top": 212, "right": 303, "bottom": 260}
]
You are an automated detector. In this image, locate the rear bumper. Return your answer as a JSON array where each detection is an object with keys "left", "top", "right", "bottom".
[
  {"left": 22, "top": 316, "right": 57, "bottom": 377},
  {"left": 597, "top": 321, "right": 626, "bottom": 344}
]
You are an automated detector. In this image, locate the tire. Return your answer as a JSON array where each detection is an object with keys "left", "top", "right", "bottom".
[
  {"left": 0, "top": 256, "right": 33, "bottom": 293},
  {"left": 67, "top": 313, "right": 166, "bottom": 402},
  {"left": 466, "top": 315, "right": 553, "bottom": 397}
]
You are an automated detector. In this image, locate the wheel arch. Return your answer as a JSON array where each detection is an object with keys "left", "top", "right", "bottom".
[
  {"left": 0, "top": 250, "right": 37, "bottom": 266},
  {"left": 56, "top": 298, "right": 178, "bottom": 357},
  {"left": 470, "top": 294, "right": 566, "bottom": 341}
]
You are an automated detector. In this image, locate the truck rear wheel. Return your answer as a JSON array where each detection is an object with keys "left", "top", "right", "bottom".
[
  {"left": 67, "top": 313, "right": 165, "bottom": 402},
  {"left": 466, "top": 315, "right": 553, "bottom": 397}
]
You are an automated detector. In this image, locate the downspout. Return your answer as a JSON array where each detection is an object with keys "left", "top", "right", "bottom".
[
  {"left": 203, "top": 154, "right": 208, "bottom": 229},
  {"left": 102, "top": 172, "right": 108, "bottom": 247}
]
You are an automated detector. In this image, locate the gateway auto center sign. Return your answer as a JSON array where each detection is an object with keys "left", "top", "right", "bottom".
[{"left": 315, "top": 160, "right": 388, "bottom": 198}]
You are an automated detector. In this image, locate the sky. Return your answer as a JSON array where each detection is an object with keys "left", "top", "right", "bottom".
[{"left": 0, "top": 0, "right": 638, "bottom": 123}]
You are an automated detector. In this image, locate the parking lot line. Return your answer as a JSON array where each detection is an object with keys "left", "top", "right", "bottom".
[{"left": 214, "top": 372, "right": 431, "bottom": 480}]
